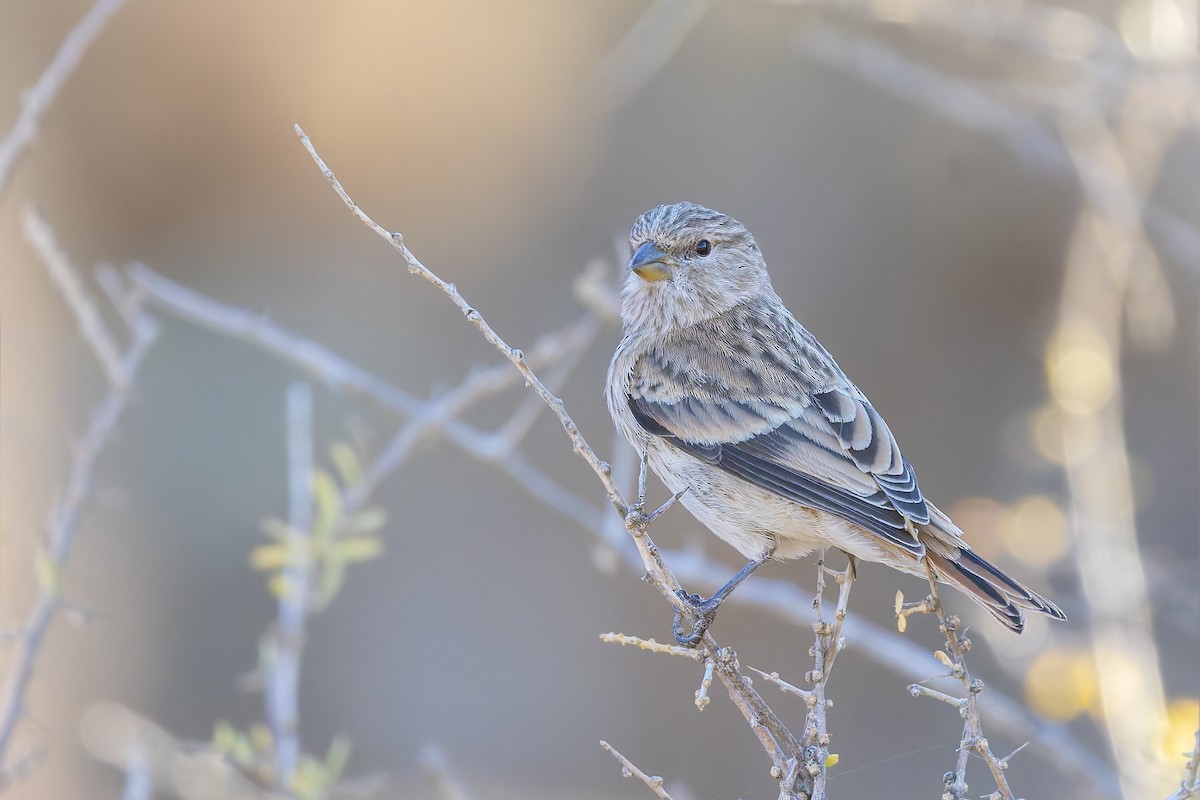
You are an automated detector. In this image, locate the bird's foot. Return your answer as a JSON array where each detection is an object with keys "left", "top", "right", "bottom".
[{"left": 672, "top": 590, "right": 721, "bottom": 647}]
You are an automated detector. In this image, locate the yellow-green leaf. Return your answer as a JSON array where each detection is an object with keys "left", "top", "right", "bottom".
[
  {"left": 333, "top": 536, "right": 384, "bottom": 563},
  {"left": 315, "top": 560, "right": 346, "bottom": 607},
  {"left": 312, "top": 470, "right": 342, "bottom": 536},
  {"left": 34, "top": 550, "right": 61, "bottom": 595},
  {"left": 259, "top": 517, "right": 293, "bottom": 541},
  {"left": 345, "top": 507, "right": 387, "bottom": 535},
  {"left": 213, "top": 720, "right": 237, "bottom": 752},
  {"left": 249, "top": 543, "right": 291, "bottom": 571},
  {"left": 324, "top": 735, "right": 351, "bottom": 779},
  {"left": 329, "top": 441, "right": 362, "bottom": 488},
  {"left": 249, "top": 723, "right": 273, "bottom": 752},
  {"left": 269, "top": 573, "right": 296, "bottom": 600}
]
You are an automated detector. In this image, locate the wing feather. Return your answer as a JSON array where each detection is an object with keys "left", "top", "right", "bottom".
[{"left": 627, "top": 306, "right": 930, "bottom": 552}]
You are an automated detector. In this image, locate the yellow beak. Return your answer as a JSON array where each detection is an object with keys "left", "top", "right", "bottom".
[{"left": 629, "top": 241, "right": 672, "bottom": 282}]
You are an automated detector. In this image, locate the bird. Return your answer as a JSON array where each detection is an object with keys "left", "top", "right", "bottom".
[{"left": 606, "top": 201, "right": 1066, "bottom": 644}]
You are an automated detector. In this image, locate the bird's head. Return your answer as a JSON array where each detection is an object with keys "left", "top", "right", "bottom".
[{"left": 621, "top": 202, "right": 772, "bottom": 337}]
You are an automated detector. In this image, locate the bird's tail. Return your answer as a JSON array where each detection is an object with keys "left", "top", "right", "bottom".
[{"left": 923, "top": 546, "right": 1066, "bottom": 633}]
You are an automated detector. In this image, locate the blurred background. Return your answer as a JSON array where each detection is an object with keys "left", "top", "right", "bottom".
[{"left": 1, "top": 1, "right": 1197, "bottom": 798}]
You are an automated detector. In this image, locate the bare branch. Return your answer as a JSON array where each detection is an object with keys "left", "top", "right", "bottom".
[
  {"left": 1055, "top": 117, "right": 1174, "bottom": 798},
  {"left": 748, "top": 668, "right": 812, "bottom": 702},
  {"left": 262, "top": 384, "right": 316, "bottom": 788},
  {"left": 0, "top": 0, "right": 128, "bottom": 194},
  {"left": 600, "top": 741, "right": 675, "bottom": 800},
  {"left": 22, "top": 207, "right": 124, "bottom": 386},
  {"left": 0, "top": 214, "right": 158, "bottom": 785},
  {"left": 591, "top": 0, "right": 714, "bottom": 111},
  {"left": 794, "top": 25, "right": 1199, "bottom": 278},
  {"left": 799, "top": 555, "right": 856, "bottom": 799},
  {"left": 296, "top": 124, "right": 629, "bottom": 515},
  {"left": 906, "top": 566, "right": 1016, "bottom": 800},
  {"left": 599, "top": 633, "right": 704, "bottom": 661}
]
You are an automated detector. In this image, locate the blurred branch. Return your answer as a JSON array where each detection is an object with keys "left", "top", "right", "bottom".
[
  {"left": 123, "top": 263, "right": 604, "bottom": 466},
  {"left": 80, "top": 702, "right": 274, "bottom": 800},
  {"left": 120, "top": 748, "right": 152, "bottom": 800},
  {"left": 417, "top": 745, "right": 476, "bottom": 800},
  {"left": 1054, "top": 117, "right": 1173, "bottom": 798},
  {"left": 0, "top": 0, "right": 127, "bottom": 195},
  {"left": 23, "top": 208, "right": 124, "bottom": 384},
  {"left": 0, "top": 211, "right": 158, "bottom": 786},
  {"left": 592, "top": 0, "right": 714, "bottom": 110},
  {"left": 600, "top": 740, "right": 675, "bottom": 800},
  {"left": 794, "top": 25, "right": 1200, "bottom": 279},
  {"left": 1167, "top": 730, "right": 1200, "bottom": 800},
  {"left": 263, "top": 384, "right": 317, "bottom": 788}
]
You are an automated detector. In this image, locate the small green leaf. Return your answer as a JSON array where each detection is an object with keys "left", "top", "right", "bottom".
[
  {"left": 344, "top": 507, "right": 387, "bottom": 535},
  {"left": 213, "top": 720, "right": 237, "bottom": 752},
  {"left": 34, "top": 550, "right": 61, "bottom": 595},
  {"left": 259, "top": 517, "right": 293, "bottom": 541},
  {"left": 249, "top": 723, "right": 273, "bottom": 752},
  {"left": 249, "top": 543, "right": 291, "bottom": 571},
  {"left": 315, "top": 559, "right": 346, "bottom": 607},
  {"left": 269, "top": 573, "right": 296, "bottom": 600},
  {"left": 329, "top": 441, "right": 362, "bottom": 488},
  {"left": 324, "top": 735, "right": 351, "bottom": 780},
  {"left": 333, "top": 536, "right": 384, "bottom": 563},
  {"left": 230, "top": 730, "right": 254, "bottom": 767},
  {"left": 312, "top": 470, "right": 343, "bottom": 536}
]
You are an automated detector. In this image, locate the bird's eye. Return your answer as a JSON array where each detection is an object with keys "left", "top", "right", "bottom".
[{"left": 695, "top": 239, "right": 711, "bottom": 256}]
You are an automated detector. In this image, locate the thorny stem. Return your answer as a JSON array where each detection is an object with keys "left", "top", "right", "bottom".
[
  {"left": 916, "top": 561, "right": 1016, "bottom": 800},
  {"left": 800, "top": 553, "right": 854, "bottom": 800}
]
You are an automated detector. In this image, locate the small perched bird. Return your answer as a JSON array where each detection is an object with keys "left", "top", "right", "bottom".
[{"left": 606, "top": 202, "right": 1065, "bottom": 644}]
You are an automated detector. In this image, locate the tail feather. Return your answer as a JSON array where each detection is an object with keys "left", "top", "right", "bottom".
[{"left": 923, "top": 548, "right": 1066, "bottom": 634}]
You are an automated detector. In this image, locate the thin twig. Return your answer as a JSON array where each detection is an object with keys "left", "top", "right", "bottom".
[
  {"left": 22, "top": 207, "right": 124, "bottom": 385},
  {"left": 600, "top": 741, "right": 675, "bottom": 800},
  {"left": 803, "top": 555, "right": 856, "bottom": 799},
  {"left": 748, "top": 668, "right": 812, "bottom": 702},
  {"left": 909, "top": 564, "right": 1015, "bottom": 800},
  {"left": 0, "top": 0, "right": 128, "bottom": 194},
  {"left": 599, "top": 633, "right": 704, "bottom": 661},
  {"left": 295, "top": 124, "right": 627, "bottom": 513}
]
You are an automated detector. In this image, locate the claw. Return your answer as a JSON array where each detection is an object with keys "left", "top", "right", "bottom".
[{"left": 672, "top": 590, "right": 719, "bottom": 646}]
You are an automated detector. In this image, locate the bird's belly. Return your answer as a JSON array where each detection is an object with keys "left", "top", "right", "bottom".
[{"left": 646, "top": 442, "right": 827, "bottom": 562}]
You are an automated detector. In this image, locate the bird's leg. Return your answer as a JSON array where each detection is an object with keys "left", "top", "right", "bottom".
[{"left": 672, "top": 547, "right": 773, "bottom": 646}]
